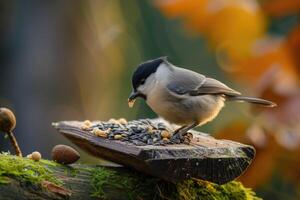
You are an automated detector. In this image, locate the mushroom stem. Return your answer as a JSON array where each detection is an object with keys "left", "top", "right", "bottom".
[{"left": 7, "top": 131, "right": 22, "bottom": 157}]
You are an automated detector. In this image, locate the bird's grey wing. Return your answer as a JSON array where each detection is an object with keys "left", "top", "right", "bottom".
[
  {"left": 166, "top": 68, "right": 240, "bottom": 97},
  {"left": 166, "top": 68, "right": 206, "bottom": 95},
  {"left": 194, "top": 78, "right": 241, "bottom": 96}
]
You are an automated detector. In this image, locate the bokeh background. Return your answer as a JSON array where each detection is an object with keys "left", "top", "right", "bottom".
[{"left": 0, "top": 0, "right": 300, "bottom": 199}]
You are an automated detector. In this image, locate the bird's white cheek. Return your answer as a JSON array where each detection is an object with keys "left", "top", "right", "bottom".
[
  {"left": 137, "top": 85, "right": 148, "bottom": 95},
  {"left": 139, "top": 76, "right": 157, "bottom": 95}
]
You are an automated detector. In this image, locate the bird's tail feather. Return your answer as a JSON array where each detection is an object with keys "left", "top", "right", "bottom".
[{"left": 227, "top": 96, "right": 276, "bottom": 107}]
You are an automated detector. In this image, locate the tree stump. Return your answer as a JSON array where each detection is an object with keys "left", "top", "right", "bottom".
[{"left": 0, "top": 154, "right": 261, "bottom": 200}]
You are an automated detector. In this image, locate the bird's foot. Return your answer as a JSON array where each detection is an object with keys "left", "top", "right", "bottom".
[
  {"left": 171, "top": 123, "right": 198, "bottom": 145},
  {"left": 182, "top": 132, "right": 193, "bottom": 144},
  {"left": 172, "top": 129, "right": 193, "bottom": 145}
]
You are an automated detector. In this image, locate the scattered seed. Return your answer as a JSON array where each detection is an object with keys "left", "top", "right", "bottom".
[
  {"left": 92, "top": 128, "right": 108, "bottom": 138},
  {"left": 83, "top": 120, "right": 92, "bottom": 127},
  {"left": 108, "top": 118, "right": 119, "bottom": 124},
  {"left": 161, "top": 130, "right": 171, "bottom": 139},
  {"left": 118, "top": 118, "right": 127, "bottom": 125},
  {"left": 114, "top": 134, "right": 123, "bottom": 140},
  {"left": 133, "top": 140, "right": 146, "bottom": 146},
  {"left": 83, "top": 118, "right": 193, "bottom": 146},
  {"left": 97, "top": 131, "right": 108, "bottom": 138},
  {"left": 142, "top": 136, "right": 148, "bottom": 142},
  {"left": 147, "top": 126, "right": 154, "bottom": 134},
  {"left": 81, "top": 124, "right": 90, "bottom": 130},
  {"left": 92, "top": 127, "right": 100, "bottom": 134},
  {"left": 171, "top": 139, "right": 181, "bottom": 144},
  {"left": 147, "top": 138, "right": 153, "bottom": 145},
  {"left": 108, "top": 135, "right": 114, "bottom": 139},
  {"left": 162, "top": 138, "right": 169, "bottom": 143},
  {"left": 121, "top": 133, "right": 128, "bottom": 138}
]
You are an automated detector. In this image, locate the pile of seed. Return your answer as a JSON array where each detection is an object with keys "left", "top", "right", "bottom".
[{"left": 80, "top": 119, "right": 192, "bottom": 146}]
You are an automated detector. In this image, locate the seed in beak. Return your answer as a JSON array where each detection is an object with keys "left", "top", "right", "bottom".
[{"left": 128, "top": 99, "right": 136, "bottom": 108}]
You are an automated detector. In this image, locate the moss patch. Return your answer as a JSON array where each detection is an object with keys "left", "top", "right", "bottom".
[
  {"left": 177, "top": 179, "right": 262, "bottom": 200},
  {"left": 90, "top": 167, "right": 261, "bottom": 200},
  {"left": 0, "top": 153, "right": 62, "bottom": 186},
  {"left": 0, "top": 154, "right": 261, "bottom": 200},
  {"left": 91, "top": 167, "right": 159, "bottom": 199}
]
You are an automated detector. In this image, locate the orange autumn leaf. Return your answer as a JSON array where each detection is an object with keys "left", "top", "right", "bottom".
[
  {"left": 154, "top": 0, "right": 206, "bottom": 18},
  {"left": 224, "top": 38, "right": 299, "bottom": 90},
  {"left": 154, "top": 0, "right": 211, "bottom": 33},
  {"left": 280, "top": 146, "right": 300, "bottom": 184},
  {"left": 262, "top": 0, "right": 300, "bottom": 17},
  {"left": 215, "top": 121, "right": 249, "bottom": 143},
  {"left": 261, "top": 90, "right": 300, "bottom": 129},
  {"left": 287, "top": 26, "right": 300, "bottom": 73},
  {"left": 155, "top": 0, "right": 300, "bottom": 192},
  {"left": 155, "top": 0, "right": 266, "bottom": 59},
  {"left": 207, "top": 1, "right": 266, "bottom": 59}
]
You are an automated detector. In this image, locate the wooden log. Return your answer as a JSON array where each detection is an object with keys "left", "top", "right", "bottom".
[
  {"left": 53, "top": 120, "right": 255, "bottom": 184},
  {"left": 0, "top": 154, "right": 261, "bottom": 200}
]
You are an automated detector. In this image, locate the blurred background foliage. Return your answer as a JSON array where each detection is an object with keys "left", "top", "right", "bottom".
[{"left": 0, "top": 0, "right": 299, "bottom": 199}]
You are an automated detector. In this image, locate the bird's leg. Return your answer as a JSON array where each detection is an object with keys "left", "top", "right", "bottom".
[
  {"left": 173, "top": 125, "right": 187, "bottom": 134},
  {"left": 173, "top": 122, "right": 198, "bottom": 137}
]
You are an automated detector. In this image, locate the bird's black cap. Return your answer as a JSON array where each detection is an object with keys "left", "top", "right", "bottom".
[{"left": 132, "top": 57, "right": 167, "bottom": 91}]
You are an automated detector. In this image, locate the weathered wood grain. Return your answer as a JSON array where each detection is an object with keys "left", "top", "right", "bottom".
[{"left": 53, "top": 120, "right": 255, "bottom": 184}]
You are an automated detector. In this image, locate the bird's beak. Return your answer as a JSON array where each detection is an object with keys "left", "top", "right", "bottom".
[{"left": 128, "top": 91, "right": 139, "bottom": 108}]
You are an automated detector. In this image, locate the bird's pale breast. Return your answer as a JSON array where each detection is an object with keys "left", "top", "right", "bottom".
[{"left": 146, "top": 81, "right": 225, "bottom": 126}]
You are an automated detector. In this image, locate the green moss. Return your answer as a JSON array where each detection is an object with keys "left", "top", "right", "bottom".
[
  {"left": 39, "top": 158, "right": 60, "bottom": 167},
  {"left": 90, "top": 167, "right": 261, "bottom": 200},
  {"left": 177, "top": 179, "right": 262, "bottom": 200},
  {"left": 90, "top": 167, "right": 112, "bottom": 197},
  {"left": 0, "top": 153, "right": 62, "bottom": 186},
  {"left": 90, "top": 167, "right": 158, "bottom": 199},
  {"left": 0, "top": 153, "right": 261, "bottom": 200}
]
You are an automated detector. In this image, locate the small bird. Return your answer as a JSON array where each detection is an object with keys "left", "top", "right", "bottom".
[{"left": 128, "top": 57, "right": 276, "bottom": 136}]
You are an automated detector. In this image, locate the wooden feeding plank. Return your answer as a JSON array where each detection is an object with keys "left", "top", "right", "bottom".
[{"left": 53, "top": 120, "right": 255, "bottom": 184}]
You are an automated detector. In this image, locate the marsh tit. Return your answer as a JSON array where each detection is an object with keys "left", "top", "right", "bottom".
[{"left": 128, "top": 57, "right": 276, "bottom": 136}]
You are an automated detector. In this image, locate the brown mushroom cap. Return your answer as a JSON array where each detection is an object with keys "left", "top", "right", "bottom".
[
  {"left": 31, "top": 151, "right": 42, "bottom": 161},
  {"left": 52, "top": 144, "right": 80, "bottom": 164},
  {"left": 0, "top": 108, "right": 16, "bottom": 133}
]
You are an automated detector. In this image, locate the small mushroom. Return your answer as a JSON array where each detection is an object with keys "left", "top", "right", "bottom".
[
  {"left": 52, "top": 145, "right": 80, "bottom": 165},
  {"left": 0, "top": 108, "right": 22, "bottom": 157},
  {"left": 31, "top": 151, "right": 42, "bottom": 161}
]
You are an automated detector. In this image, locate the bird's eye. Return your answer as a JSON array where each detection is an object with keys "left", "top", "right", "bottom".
[{"left": 140, "top": 79, "right": 146, "bottom": 85}]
